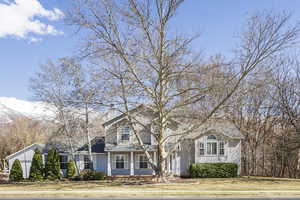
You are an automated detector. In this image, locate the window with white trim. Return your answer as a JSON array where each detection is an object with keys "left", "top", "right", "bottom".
[
  {"left": 136, "top": 154, "right": 148, "bottom": 169},
  {"left": 119, "top": 126, "right": 131, "bottom": 143},
  {"left": 198, "top": 135, "right": 226, "bottom": 156},
  {"left": 59, "top": 155, "right": 68, "bottom": 170},
  {"left": 219, "top": 141, "right": 225, "bottom": 155},
  {"left": 84, "top": 155, "right": 91, "bottom": 169},
  {"left": 207, "top": 142, "right": 217, "bottom": 155},
  {"left": 114, "top": 154, "right": 128, "bottom": 169},
  {"left": 199, "top": 142, "right": 205, "bottom": 155},
  {"left": 207, "top": 135, "right": 217, "bottom": 140}
]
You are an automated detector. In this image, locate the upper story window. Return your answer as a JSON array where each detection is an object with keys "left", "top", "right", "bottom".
[
  {"left": 198, "top": 135, "right": 225, "bottom": 156},
  {"left": 120, "top": 126, "right": 131, "bottom": 143},
  {"left": 207, "top": 135, "right": 217, "bottom": 140}
]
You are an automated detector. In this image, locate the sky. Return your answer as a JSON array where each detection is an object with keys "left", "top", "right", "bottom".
[{"left": 0, "top": 0, "right": 300, "bottom": 101}]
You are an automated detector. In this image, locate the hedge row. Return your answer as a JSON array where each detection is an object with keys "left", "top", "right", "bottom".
[
  {"left": 189, "top": 163, "right": 238, "bottom": 178},
  {"left": 71, "top": 170, "right": 106, "bottom": 181}
]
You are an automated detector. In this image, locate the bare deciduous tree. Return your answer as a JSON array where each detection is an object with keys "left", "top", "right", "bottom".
[
  {"left": 67, "top": 0, "right": 299, "bottom": 180},
  {"left": 30, "top": 58, "right": 104, "bottom": 170},
  {"left": 0, "top": 118, "right": 47, "bottom": 170}
]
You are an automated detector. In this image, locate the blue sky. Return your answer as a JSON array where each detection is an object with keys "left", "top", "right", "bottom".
[{"left": 0, "top": 0, "right": 300, "bottom": 100}]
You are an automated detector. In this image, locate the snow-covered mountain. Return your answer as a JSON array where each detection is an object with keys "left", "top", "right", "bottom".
[
  {"left": 0, "top": 97, "right": 118, "bottom": 125},
  {"left": 0, "top": 97, "right": 57, "bottom": 124}
]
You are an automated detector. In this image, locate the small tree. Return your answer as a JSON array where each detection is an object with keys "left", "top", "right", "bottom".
[
  {"left": 9, "top": 159, "right": 23, "bottom": 181},
  {"left": 45, "top": 148, "right": 61, "bottom": 180},
  {"left": 67, "top": 160, "right": 76, "bottom": 178},
  {"left": 29, "top": 149, "right": 44, "bottom": 181}
]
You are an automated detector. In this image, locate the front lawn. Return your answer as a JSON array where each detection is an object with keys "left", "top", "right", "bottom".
[{"left": 1, "top": 176, "right": 300, "bottom": 198}]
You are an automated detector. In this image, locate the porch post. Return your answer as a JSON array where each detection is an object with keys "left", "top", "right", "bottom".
[
  {"left": 107, "top": 152, "right": 111, "bottom": 176},
  {"left": 167, "top": 155, "right": 171, "bottom": 174},
  {"left": 153, "top": 151, "right": 157, "bottom": 175},
  {"left": 174, "top": 152, "right": 177, "bottom": 175},
  {"left": 130, "top": 152, "right": 134, "bottom": 176}
]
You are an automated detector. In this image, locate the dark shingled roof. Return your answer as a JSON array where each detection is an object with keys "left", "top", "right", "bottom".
[{"left": 77, "top": 136, "right": 106, "bottom": 153}]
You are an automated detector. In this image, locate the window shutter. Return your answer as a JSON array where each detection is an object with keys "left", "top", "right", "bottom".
[
  {"left": 116, "top": 127, "right": 120, "bottom": 144},
  {"left": 112, "top": 154, "right": 116, "bottom": 169},
  {"left": 129, "top": 127, "right": 132, "bottom": 143},
  {"left": 135, "top": 154, "right": 139, "bottom": 169},
  {"left": 124, "top": 154, "right": 129, "bottom": 169}
]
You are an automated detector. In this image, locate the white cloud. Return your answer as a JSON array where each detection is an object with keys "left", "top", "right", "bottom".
[{"left": 0, "top": 0, "right": 64, "bottom": 42}]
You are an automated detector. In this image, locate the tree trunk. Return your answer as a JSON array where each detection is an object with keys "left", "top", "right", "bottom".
[
  {"left": 262, "top": 144, "right": 265, "bottom": 176},
  {"left": 85, "top": 103, "right": 93, "bottom": 170},
  {"left": 155, "top": 142, "right": 167, "bottom": 182},
  {"left": 297, "top": 148, "right": 300, "bottom": 178}
]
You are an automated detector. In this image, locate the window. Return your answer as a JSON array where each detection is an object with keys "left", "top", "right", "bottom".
[
  {"left": 59, "top": 155, "right": 68, "bottom": 170},
  {"left": 219, "top": 141, "right": 225, "bottom": 156},
  {"left": 198, "top": 135, "right": 226, "bottom": 156},
  {"left": 84, "top": 155, "right": 91, "bottom": 169},
  {"left": 44, "top": 155, "right": 48, "bottom": 164},
  {"left": 137, "top": 154, "right": 148, "bottom": 169},
  {"left": 199, "top": 142, "right": 205, "bottom": 155},
  {"left": 207, "top": 135, "right": 217, "bottom": 140},
  {"left": 115, "top": 154, "right": 128, "bottom": 169},
  {"left": 120, "top": 126, "right": 131, "bottom": 142},
  {"left": 207, "top": 142, "right": 217, "bottom": 155}
]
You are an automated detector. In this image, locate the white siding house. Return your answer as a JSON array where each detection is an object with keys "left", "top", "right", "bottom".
[
  {"left": 6, "top": 107, "right": 244, "bottom": 178},
  {"left": 6, "top": 144, "right": 45, "bottom": 178}
]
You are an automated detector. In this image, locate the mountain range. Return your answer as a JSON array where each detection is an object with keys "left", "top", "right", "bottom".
[
  {"left": 0, "top": 97, "right": 118, "bottom": 125},
  {"left": 0, "top": 97, "right": 57, "bottom": 124}
]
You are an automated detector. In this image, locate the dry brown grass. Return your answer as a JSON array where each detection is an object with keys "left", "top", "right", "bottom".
[
  {"left": 1, "top": 176, "right": 300, "bottom": 191},
  {"left": 1, "top": 176, "right": 300, "bottom": 198}
]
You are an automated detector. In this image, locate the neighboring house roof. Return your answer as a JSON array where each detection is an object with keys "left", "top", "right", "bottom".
[
  {"left": 188, "top": 119, "right": 244, "bottom": 140},
  {"left": 5, "top": 143, "right": 45, "bottom": 160},
  {"left": 6, "top": 137, "right": 106, "bottom": 160},
  {"left": 77, "top": 136, "right": 106, "bottom": 153}
]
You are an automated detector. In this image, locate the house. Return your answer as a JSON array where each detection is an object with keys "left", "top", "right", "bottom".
[
  {"left": 6, "top": 106, "right": 243, "bottom": 178},
  {"left": 6, "top": 144, "right": 45, "bottom": 178},
  {"left": 5, "top": 138, "right": 106, "bottom": 178}
]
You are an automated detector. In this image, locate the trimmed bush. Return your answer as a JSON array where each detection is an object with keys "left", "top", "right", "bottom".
[
  {"left": 189, "top": 163, "right": 238, "bottom": 178},
  {"left": 80, "top": 170, "right": 105, "bottom": 181},
  {"left": 29, "top": 149, "right": 44, "bottom": 181},
  {"left": 9, "top": 159, "right": 23, "bottom": 181},
  {"left": 45, "top": 148, "right": 61, "bottom": 180},
  {"left": 67, "top": 160, "right": 76, "bottom": 178}
]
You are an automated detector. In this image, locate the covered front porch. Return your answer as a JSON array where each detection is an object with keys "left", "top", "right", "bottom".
[
  {"left": 106, "top": 150, "right": 180, "bottom": 176},
  {"left": 106, "top": 151, "right": 156, "bottom": 176}
]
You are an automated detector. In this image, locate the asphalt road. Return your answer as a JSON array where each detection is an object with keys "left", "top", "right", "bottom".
[{"left": 1, "top": 198, "right": 300, "bottom": 200}]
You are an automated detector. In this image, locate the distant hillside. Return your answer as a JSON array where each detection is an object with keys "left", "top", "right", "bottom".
[
  {"left": 0, "top": 97, "right": 56, "bottom": 124},
  {"left": 0, "top": 97, "right": 117, "bottom": 125}
]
